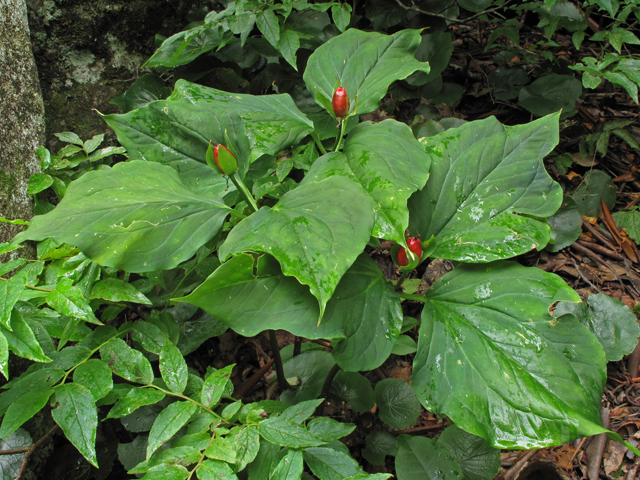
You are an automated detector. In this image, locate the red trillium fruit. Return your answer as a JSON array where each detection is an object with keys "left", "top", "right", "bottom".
[
  {"left": 207, "top": 142, "right": 238, "bottom": 176},
  {"left": 332, "top": 87, "right": 350, "bottom": 118},
  {"left": 397, "top": 236, "right": 422, "bottom": 267}
]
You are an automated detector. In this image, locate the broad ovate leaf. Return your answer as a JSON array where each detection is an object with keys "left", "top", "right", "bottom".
[
  {"left": 14, "top": 161, "right": 232, "bottom": 273},
  {"left": 409, "top": 113, "right": 562, "bottom": 262},
  {"left": 412, "top": 261, "right": 608, "bottom": 448},
  {"left": 304, "top": 120, "right": 430, "bottom": 244},
  {"left": 170, "top": 80, "right": 314, "bottom": 161},
  {"left": 176, "top": 253, "right": 402, "bottom": 371},
  {"left": 102, "top": 96, "right": 252, "bottom": 181},
  {"left": 554, "top": 293, "right": 640, "bottom": 362},
  {"left": 395, "top": 435, "right": 463, "bottom": 480},
  {"left": 303, "top": 29, "right": 430, "bottom": 116},
  {"left": 52, "top": 383, "right": 98, "bottom": 467},
  {"left": 437, "top": 425, "right": 501, "bottom": 480},
  {"left": 218, "top": 176, "right": 375, "bottom": 319}
]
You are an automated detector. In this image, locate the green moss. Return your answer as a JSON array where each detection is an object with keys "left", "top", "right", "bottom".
[{"left": 0, "top": 169, "right": 18, "bottom": 203}]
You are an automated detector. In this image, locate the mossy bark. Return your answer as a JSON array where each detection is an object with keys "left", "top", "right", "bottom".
[{"left": 0, "top": 0, "right": 45, "bottom": 250}]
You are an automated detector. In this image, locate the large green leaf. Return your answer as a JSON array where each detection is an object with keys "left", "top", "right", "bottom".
[
  {"left": 518, "top": 74, "right": 582, "bottom": 117},
  {"left": 219, "top": 176, "right": 375, "bottom": 318},
  {"left": 437, "top": 426, "right": 501, "bottom": 480},
  {"left": 147, "top": 23, "right": 228, "bottom": 68},
  {"left": 258, "top": 417, "right": 324, "bottom": 448},
  {"left": 170, "top": 80, "right": 314, "bottom": 161},
  {"left": 73, "top": 359, "right": 113, "bottom": 401},
  {"left": 102, "top": 97, "right": 252, "bottom": 181},
  {"left": 555, "top": 293, "right": 640, "bottom": 362},
  {"left": 159, "top": 341, "right": 188, "bottom": 394},
  {"left": 101, "top": 337, "right": 154, "bottom": 385},
  {"left": 176, "top": 253, "right": 402, "bottom": 371},
  {"left": 2, "top": 310, "right": 50, "bottom": 363},
  {"left": 147, "top": 401, "right": 197, "bottom": 459},
  {"left": 395, "top": 435, "right": 463, "bottom": 480},
  {"left": 271, "top": 448, "right": 303, "bottom": 480},
  {"left": 280, "top": 350, "right": 335, "bottom": 406},
  {"left": 0, "top": 387, "right": 54, "bottom": 439},
  {"left": 374, "top": 378, "right": 421, "bottom": 429},
  {"left": 14, "top": 161, "right": 231, "bottom": 273},
  {"left": 303, "top": 446, "right": 365, "bottom": 480},
  {"left": 52, "top": 383, "right": 98, "bottom": 467},
  {"left": 304, "top": 120, "right": 431, "bottom": 244},
  {"left": 412, "top": 261, "right": 608, "bottom": 448},
  {"left": 107, "top": 387, "right": 166, "bottom": 419},
  {"left": 303, "top": 29, "right": 430, "bottom": 116},
  {"left": 409, "top": 114, "right": 562, "bottom": 262}
]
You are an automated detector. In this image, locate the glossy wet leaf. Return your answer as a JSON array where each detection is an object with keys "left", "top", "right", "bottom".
[
  {"left": 280, "top": 350, "right": 335, "bottom": 406},
  {"left": 198, "top": 459, "right": 239, "bottom": 480},
  {"left": 412, "top": 261, "right": 608, "bottom": 448},
  {"left": 14, "top": 161, "right": 232, "bottom": 273},
  {"left": 73, "top": 359, "right": 113, "bottom": 401},
  {"left": 303, "top": 446, "right": 365, "bottom": 480},
  {"left": 391, "top": 335, "right": 417, "bottom": 355},
  {"left": 437, "top": 425, "right": 501, "bottom": 480},
  {"left": 176, "top": 253, "right": 402, "bottom": 371},
  {"left": 0, "top": 367, "right": 64, "bottom": 417},
  {"left": 406, "top": 32, "right": 453, "bottom": 86},
  {"left": 246, "top": 441, "right": 280, "bottom": 479},
  {"left": 0, "top": 333, "right": 7, "bottom": 380},
  {"left": 332, "top": 371, "right": 375, "bottom": 413},
  {"left": 518, "top": 74, "right": 582, "bottom": 116},
  {"left": 0, "top": 268, "right": 28, "bottom": 329},
  {"left": 46, "top": 278, "right": 101, "bottom": 325},
  {"left": 304, "top": 120, "right": 430, "bottom": 244},
  {"left": 201, "top": 364, "right": 234, "bottom": 408},
  {"left": 555, "top": 293, "right": 640, "bottom": 362},
  {"left": 233, "top": 426, "right": 260, "bottom": 471},
  {"left": 395, "top": 435, "right": 463, "bottom": 480},
  {"left": 132, "top": 321, "right": 166, "bottom": 355},
  {"left": 281, "top": 399, "right": 324, "bottom": 424},
  {"left": 107, "top": 388, "right": 166, "bottom": 419},
  {"left": 308, "top": 417, "right": 356, "bottom": 443},
  {"left": 271, "top": 448, "right": 303, "bottom": 480},
  {"left": 2, "top": 310, "right": 50, "bottom": 363},
  {"left": 204, "top": 437, "right": 236, "bottom": 464},
  {"left": 111, "top": 74, "right": 172, "bottom": 113},
  {"left": 303, "top": 29, "right": 429, "bottom": 116},
  {"left": 52, "top": 383, "right": 98, "bottom": 467},
  {"left": 100, "top": 337, "right": 154, "bottom": 384},
  {"left": 409, "top": 113, "right": 562, "bottom": 262},
  {"left": 147, "top": 401, "right": 197, "bottom": 459},
  {"left": 0, "top": 386, "right": 53, "bottom": 439},
  {"left": 160, "top": 341, "right": 188, "bottom": 394},
  {"left": 219, "top": 176, "right": 374, "bottom": 318},
  {"left": 147, "top": 23, "right": 228, "bottom": 68},
  {"left": 89, "top": 278, "right": 152, "bottom": 305},
  {"left": 140, "top": 464, "right": 189, "bottom": 480},
  {"left": 375, "top": 378, "right": 421, "bottom": 429},
  {"left": 27, "top": 173, "right": 54, "bottom": 195},
  {"left": 546, "top": 196, "right": 582, "bottom": 252},
  {"left": 362, "top": 431, "right": 397, "bottom": 465},
  {"left": 258, "top": 417, "right": 324, "bottom": 448},
  {"left": 170, "top": 80, "right": 314, "bottom": 161}
]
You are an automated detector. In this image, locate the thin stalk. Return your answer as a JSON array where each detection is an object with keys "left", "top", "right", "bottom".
[
  {"left": 394, "top": 272, "right": 408, "bottom": 292},
  {"left": 293, "top": 337, "right": 302, "bottom": 357},
  {"left": 230, "top": 174, "right": 259, "bottom": 213},
  {"left": 269, "top": 330, "right": 291, "bottom": 392},
  {"left": 399, "top": 292, "right": 428, "bottom": 303},
  {"left": 320, "top": 363, "right": 341, "bottom": 399},
  {"left": 332, "top": 117, "right": 349, "bottom": 152},
  {"left": 311, "top": 131, "right": 327, "bottom": 155}
]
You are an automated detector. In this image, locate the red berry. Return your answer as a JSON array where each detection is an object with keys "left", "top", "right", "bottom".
[
  {"left": 397, "top": 237, "right": 422, "bottom": 267},
  {"left": 332, "top": 87, "right": 350, "bottom": 118}
]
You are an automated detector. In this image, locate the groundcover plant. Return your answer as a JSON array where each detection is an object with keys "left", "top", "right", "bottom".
[{"left": 4, "top": 26, "right": 640, "bottom": 479}]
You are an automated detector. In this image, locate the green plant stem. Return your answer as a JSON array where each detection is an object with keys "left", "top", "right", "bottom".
[
  {"left": 230, "top": 173, "right": 259, "bottom": 213},
  {"left": 394, "top": 272, "right": 408, "bottom": 292},
  {"left": 268, "top": 330, "right": 291, "bottom": 392},
  {"left": 311, "top": 131, "right": 327, "bottom": 155},
  {"left": 148, "top": 383, "right": 225, "bottom": 421},
  {"left": 188, "top": 428, "right": 218, "bottom": 480},
  {"left": 399, "top": 292, "right": 428, "bottom": 303},
  {"left": 332, "top": 117, "right": 349, "bottom": 152},
  {"left": 320, "top": 363, "right": 341, "bottom": 399}
]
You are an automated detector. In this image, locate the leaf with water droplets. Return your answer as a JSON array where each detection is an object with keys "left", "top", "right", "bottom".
[
  {"left": 395, "top": 435, "right": 463, "bottom": 480},
  {"left": 409, "top": 113, "right": 562, "bottom": 262},
  {"left": 412, "top": 261, "right": 608, "bottom": 449}
]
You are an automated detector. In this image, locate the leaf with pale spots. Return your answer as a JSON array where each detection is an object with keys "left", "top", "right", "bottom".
[
  {"left": 219, "top": 176, "right": 375, "bottom": 320},
  {"left": 409, "top": 113, "right": 563, "bottom": 262},
  {"left": 13, "top": 161, "right": 231, "bottom": 273},
  {"left": 303, "top": 120, "right": 430, "bottom": 245},
  {"left": 412, "top": 261, "right": 608, "bottom": 449}
]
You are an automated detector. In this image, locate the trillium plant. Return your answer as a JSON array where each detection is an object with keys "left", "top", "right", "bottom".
[{"left": 5, "top": 27, "right": 640, "bottom": 479}]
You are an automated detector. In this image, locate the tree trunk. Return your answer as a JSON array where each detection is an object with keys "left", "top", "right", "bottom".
[{"left": 0, "top": 0, "right": 45, "bottom": 250}]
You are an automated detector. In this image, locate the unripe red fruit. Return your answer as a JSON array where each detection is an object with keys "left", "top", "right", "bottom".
[
  {"left": 397, "top": 237, "right": 422, "bottom": 267},
  {"left": 213, "top": 144, "right": 238, "bottom": 175},
  {"left": 332, "top": 87, "right": 350, "bottom": 118}
]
